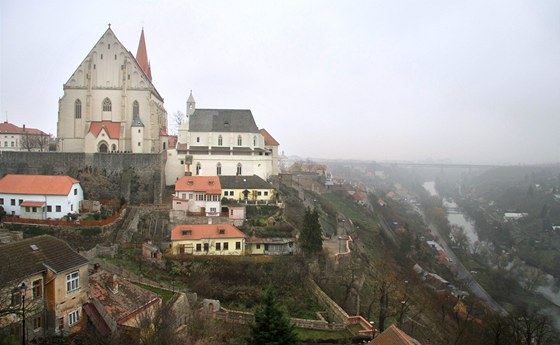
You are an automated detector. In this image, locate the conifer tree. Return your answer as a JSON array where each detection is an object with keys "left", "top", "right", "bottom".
[
  {"left": 247, "top": 287, "right": 298, "bottom": 345},
  {"left": 299, "top": 207, "right": 323, "bottom": 255}
]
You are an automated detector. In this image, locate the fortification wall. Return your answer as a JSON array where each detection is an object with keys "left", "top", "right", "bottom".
[{"left": 0, "top": 151, "right": 166, "bottom": 204}]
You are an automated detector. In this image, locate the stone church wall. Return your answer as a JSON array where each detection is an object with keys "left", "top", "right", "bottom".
[{"left": 0, "top": 151, "right": 166, "bottom": 204}]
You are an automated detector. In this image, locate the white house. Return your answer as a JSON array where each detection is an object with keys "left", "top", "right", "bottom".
[
  {"left": 173, "top": 175, "right": 222, "bottom": 216},
  {"left": 0, "top": 175, "right": 83, "bottom": 219},
  {"left": 0, "top": 122, "right": 51, "bottom": 152}
]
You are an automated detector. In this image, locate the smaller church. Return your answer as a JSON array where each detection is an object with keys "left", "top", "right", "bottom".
[
  {"left": 165, "top": 91, "right": 279, "bottom": 183},
  {"left": 57, "top": 26, "right": 168, "bottom": 153}
]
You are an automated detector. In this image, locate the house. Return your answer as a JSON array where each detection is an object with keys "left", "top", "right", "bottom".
[
  {"left": 165, "top": 92, "right": 280, "bottom": 184},
  {"left": 0, "top": 122, "right": 51, "bottom": 152},
  {"left": 219, "top": 175, "right": 275, "bottom": 203},
  {"left": 57, "top": 26, "right": 168, "bottom": 153},
  {"left": 351, "top": 191, "right": 369, "bottom": 206},
  {"left": 173, "top": 176, "right": 222, "bottom": 216},
  {"left": 0, "top": 235, "right": 89, "bottom": 342},
  {"left": 85, "top": 271, "right": 162, "bottom": 336},
  {"left": 171, "top": 223, "right": 246, "bottom": 256},
  {"left": 245, "top": 235, "right": 294, "bottom": 255},
  {"left": 366, "top": 324, "right": 422, "bottom": 345},
  {"left": 0, "top": 174, "right": 83, "bottom": 219}
]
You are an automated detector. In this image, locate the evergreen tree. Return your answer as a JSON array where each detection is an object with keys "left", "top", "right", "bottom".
[
  {"left": 299, "top": 207, "right": 323, "bottom": 255},
  {"left": 247, "top": 288, "right": 298, "bottom": 345}
]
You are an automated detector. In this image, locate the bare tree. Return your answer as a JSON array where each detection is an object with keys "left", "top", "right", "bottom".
[{"left": 170, "top": 110, "right": 185, "bottom": 135}]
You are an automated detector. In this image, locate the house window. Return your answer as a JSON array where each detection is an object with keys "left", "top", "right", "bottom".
[
  {"left": 32, "top": 207, "right": 37, "bottom": 213},
  {"left": 218, "top": 135, "right": 223, "bottom": 146},
  {"left": 236, "top": 163, "right": 242, "bottom": 175},
  {"left": 68, "top": 309, "right": 80, "bottom": 326},
  {"left": 237, "top": 135, "right": 242, "bottom": 146},
  {"left": 0, "top": 198, "right": 3, "bottom": 205},
  {"left": 196, "top": 137, "right": 200, "bottom": 143},
  {"left": 264, "top": 191, "right": 269, "bottom": 196},
  {"left": 216, "top": 243, "right": 221, "bottom": 251},
  {"left": 74, "top": 99, "right": 82, "bottom": 119},
  {"left": 210, "top": 207, "right": 217, "bottom": 213},
  {"left": 11, "top": 199, "right": 15, "bottom": 206},
  {"left": 196, "top": 163, "right": 201, "bottom": 175},
  {"left": 58, "top": 318, "right": 64, "bottom": 331},
  {"left": 10, "top": 288, "right": 21, "bottom": 306},
  {"left": 74, "top": 188, "right": 77, "bottom": 195},
  {"left": 182, "top": 230, "right": 192, "bottom": 236},
  {"left": 253, "top": 136, "right": 257, "bottom": 146},
  {"left": 70, "top": 205, "right": 73, "bottom": 212},
  {"left": 235, "top": 242, "right": 241, "bottom": 250},
  {"left": 230, "top": 209, "right": 234, "bottom": 216},
  {"left": 138, "top": 142, "right": 141, "bottom": 146},
  {"left": 100, "top": 54, "right": 103, "bottom": 60},
  {"left": 25, "top": 207, "right": 30, "bottom": 213},
  {"left": 66, "top": 271, "right": 80, "bottom": 293},
  {"left": 102, "top": 98, "right": 112, "bottom": 112},
  {"left": 223, "top": 242, "right": 229, "bottom": 250},
  {"left": 216, "top": 162, "right": 222, "bottom": 175},
  {"left": 10, "top": 142, "right": 14, "bottom": 147},
  {"left": 257, "top": 191, "right": 262, "bottom": 196},
  {"left": 203, "top": 243, "right": 209, "bottom": 252},
  {"left": 256, "top": 244, "right": 261, "bottom": 249},
  {"left": 182, "top": 193, "right": 187, "bottom": 199},
  {"left": 133, "top": 100, "right": 139, "bottom": 117},
  {"left": 56, "top": 205, "right": 61, "bottom": 212},
  {"left": 33, "top": 279, "right": 42, "bottom": 299},
  {"left": 33, "top": 316, "right": 42, "bottom": 330},
  {"left": 47, "top": 205, "right": 52, "bottom": 212},
  {"left": 196, "top": 243, "right": 202, "bottom": 252},
  {"left": 19, "top": 199, "right": 23, "bottom": 205},
  {"left": 180, "top": 160, "right": 184, "bottom": 165}
]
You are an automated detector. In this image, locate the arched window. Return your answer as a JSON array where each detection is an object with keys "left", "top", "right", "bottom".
[
  {"left": 217, "top": 163, "right": 222, "bottom": 175},
  {"left": 74, "top": 99, "right": 82, "bottom": 119},
  {"left": 133, "top": 100, "right": 139, "bottom": 117},
  {"left": 196, "top": 163, "right": 201, "bottom": 175},
  {"left": 236, "top": 163, "right": 242, "bottom": 176},
  {"left": 237, "top": 135, "right": 242, "bottom": 146},
  {"left": 218, "top": 135, "right": 223, "bottom": 146},
  {"left": 102, "top": 98, "right": 112, "bottom": 112},
  {"left": 253, "top": 136, "right": 257, "bottom": 146}
]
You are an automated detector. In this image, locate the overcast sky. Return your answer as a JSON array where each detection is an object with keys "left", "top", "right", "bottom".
[{"left": 1, "top": 1, "right": 559, "bottom": 164}]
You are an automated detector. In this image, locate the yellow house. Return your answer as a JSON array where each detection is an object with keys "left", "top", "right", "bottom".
[
  {"left": 0, "top": 236, "right": 89, "bottom": 342},
  {"left": 171, "top": 223, "right": 246, "bottom": 256},
  {"left": 219, "top": 175, "right": 275, "bottom": 203}
]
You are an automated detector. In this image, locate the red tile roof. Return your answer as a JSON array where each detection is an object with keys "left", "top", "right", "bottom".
[
  {"left": 0, "top": 121, "right": 48, "bottom": 136},
  {"left": 175, "top": 176, "right": 222, "bottom": 194},
  {"left": 20, "top": 201, "right": 45, "bottom": 207},
  {"left": 0, "top": 174, "right": 80, "bottom": 195},
  {"left": 171, "top": 223, "right": 246, "bottom": 241},
  {"left": 259, "top": 128, "right": 279, "bottom": 146},
  {"left": 88, "top": 121, "right": 121, "bottom": 139},
  {"left": 168, "top": 135, "right": 178, "bottom": 149},
  {"left": 369, "top": 324, "right": 422, "bottom": 345}
]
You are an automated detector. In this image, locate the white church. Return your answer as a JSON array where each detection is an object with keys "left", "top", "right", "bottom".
[
  {"left": 56, "top": 26, "right": 279, "bottom": 183},
  {"left": 57, "top": 26, "right": 168, "bottom": 153}
]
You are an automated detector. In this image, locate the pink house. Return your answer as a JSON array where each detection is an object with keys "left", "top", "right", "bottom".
[{"left": 173, "top": 176, "right": 222, "bottom": 216}]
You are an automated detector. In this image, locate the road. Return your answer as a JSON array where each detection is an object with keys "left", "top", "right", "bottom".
[{"left": 412, "top": 204, "right": 508, "bottom": 316}]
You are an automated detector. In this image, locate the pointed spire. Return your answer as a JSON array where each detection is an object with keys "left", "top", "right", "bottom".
[{"left": 136, "top": 28, "right": 152, "bottom": 81}]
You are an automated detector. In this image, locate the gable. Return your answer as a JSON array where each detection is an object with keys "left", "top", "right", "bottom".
[{"left": 64, "top": 27, "right": 163, "bottom": 101}]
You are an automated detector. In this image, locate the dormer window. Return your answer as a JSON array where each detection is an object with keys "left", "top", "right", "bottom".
[
  {"left": 218, "top": 229, "right": 225, "bottom": 235},
  {"left": 187, "top": 180, "right": 194, "bottom": 185},
  {"left": 182, "top": 230, "right": 192, "bottom": 236}
]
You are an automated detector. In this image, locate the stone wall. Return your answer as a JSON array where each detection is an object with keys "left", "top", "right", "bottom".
[{"left": 0, "top": 151, "right": 166, "bottom": 204}]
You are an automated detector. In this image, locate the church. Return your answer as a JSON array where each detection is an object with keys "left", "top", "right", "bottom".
[
  {"left": 164, "top": 91, "right": 280, "bottom": 183},
  {"left": 57, "top": 26, "right": 168, "bottom": 153}
]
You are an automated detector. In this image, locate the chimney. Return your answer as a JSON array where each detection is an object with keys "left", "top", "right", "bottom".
[
  {"left": 110, "top": 274, "right": 119, "bottom": 294},
  {"left": 22, "top": 124, "right": 26, "bottom": 132}
]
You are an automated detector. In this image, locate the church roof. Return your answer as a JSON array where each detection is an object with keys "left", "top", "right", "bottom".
[
  {"left": 189, "top": 109, "right": 259, "bottom": 133},
  {"left": 136, "top": 28, "right": 152, "bottom": 81},
  {"left": 89, "top": 121, "right": 121, "bottom": 139},
  {"left": 259, "top": 128, "right": 279, "bottom": 146}
]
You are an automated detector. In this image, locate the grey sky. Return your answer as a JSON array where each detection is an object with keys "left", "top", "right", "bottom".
[{"left": 1, "top": 0, "right": 559, "bottom": 164}]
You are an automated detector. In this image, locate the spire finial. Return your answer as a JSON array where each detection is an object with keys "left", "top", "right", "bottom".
[{"left": 108, "top": 23, "right": 111, "bottom": 28}]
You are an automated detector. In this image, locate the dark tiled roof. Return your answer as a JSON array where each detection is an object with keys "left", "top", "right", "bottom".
[
  {"left": 0, "top": 235, "right": 89, "bottom": 286},
  {"left": 219, "top": 175, "right": 272, "bottom": 190},
  {"left": 189, "top": 109, "right": 259, "bottom": 133}
]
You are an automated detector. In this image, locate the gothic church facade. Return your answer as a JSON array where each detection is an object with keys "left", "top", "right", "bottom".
[{"left": 57, "top": 26, "right": 168, "bottom": 153}]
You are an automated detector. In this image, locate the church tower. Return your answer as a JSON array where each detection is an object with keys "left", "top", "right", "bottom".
[{"left": 187, "top": 90, "right": 196, "bottom": 118}]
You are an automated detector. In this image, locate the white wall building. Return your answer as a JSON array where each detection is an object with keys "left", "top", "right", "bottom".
[
  {"left": 0, "top": 122, "right": 51, "bottom": 151},
  {"left": 173, "top": 175, "right": 222, "bottom": 217},
  {"left": 0, "top": 175, "right": 83, "bottom": 219},
  {"left": 165, "top": 92, "right": 279, "bottom": 184},
  {"left": 57, "top": 26, "right": 168, "bottom": 153}
]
